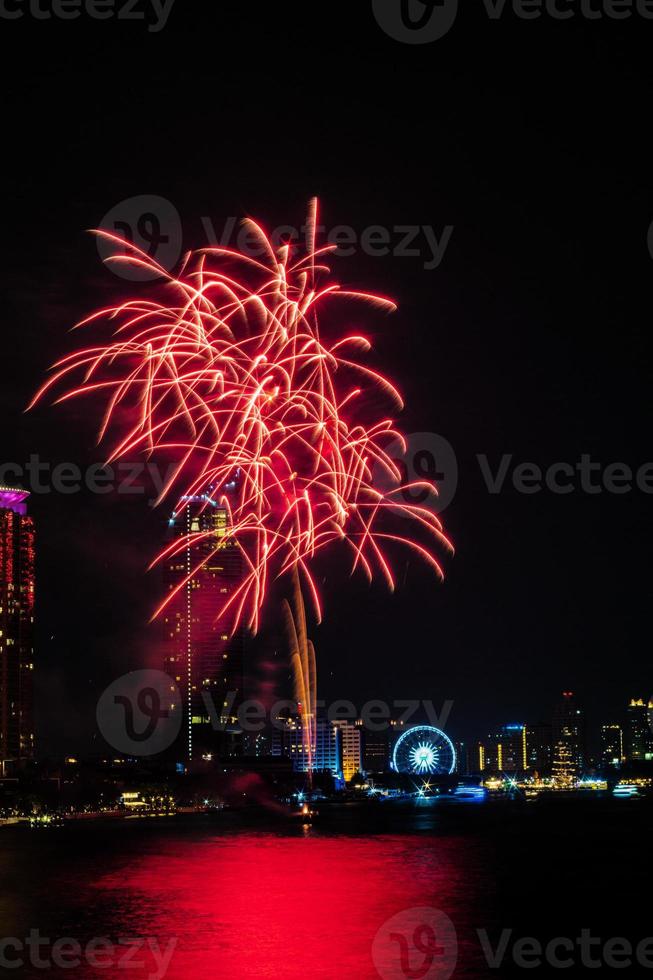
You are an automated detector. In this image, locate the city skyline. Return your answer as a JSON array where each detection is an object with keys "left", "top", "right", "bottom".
[
  {"left": 2, "top": 6, "right": 653, "bottom": 979},
  {"left": 0, "top": 482, "right": 650, "bottom": 768}
]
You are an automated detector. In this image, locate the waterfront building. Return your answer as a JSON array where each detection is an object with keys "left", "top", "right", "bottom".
[
  {"left": 526, "top": 723, "right": 553, "bottom": 774},
  {"left": 332, "top": 720, "right": 362, "bottom": 782},
  {"left": 271, "top": 716, "right": 342, "bottom": 777},
  {"left": 0, "top": 488, "right": 35, "bottom": 768},
  {"left": 162, "top": 489, "right": 243, "bottom": 761},
  {"left": 600, "top": 724, "right": 624, "bottom": 768},
  {"left": 552, "top": 691, "right": 585, "bottom": 786},
  {"left": 626, "top": 698, "right": 653, "bottom": 762},
  {"left": 477, "top": 724, "right": 528, "bottom": 774}
]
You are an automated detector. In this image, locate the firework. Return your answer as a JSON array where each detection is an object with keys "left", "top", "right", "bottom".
[
  {"left": 284, "top": 570, "right": 317, "bottom": 782},
  {"left": 31, "top": 200, "right": 452, "bottom": 632}
]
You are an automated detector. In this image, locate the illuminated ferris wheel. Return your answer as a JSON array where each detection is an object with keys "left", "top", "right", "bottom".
[{"left": 392, "top": 725, "right": 456, "bottom": 776}]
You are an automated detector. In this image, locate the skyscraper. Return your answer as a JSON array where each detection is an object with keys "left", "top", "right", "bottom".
[
  {"left": 552, "top": 691, "right": 585, "bottom": 786},
  {"left": 361, "top": 727, "right": 392, "bottom": 774},
  {"left": 526, "top": 723, "right": 553, "bottom": 774},
  {"left": 332, "top": 720, "right": 362, "bottom": 782},
  {"left": 478, "top": 724, "right": 528, "bottom": 774},
  {"left": 272, "top": 715, "right": 342, "bottom": 777},
  {"left": 600, "top": 724, "right": 624, "bottom": 768},
  {"left": 163, "top": 490, "right": 243, "bottom": 762},
  {"left": 0, "top": 488, "right": 35, "bottom": 767},
  {"left": 626, "top": 698, "right": 653, "bottom": 762},
  {"left": 455, "top": 741, "right": 472, "bottom": 776}
]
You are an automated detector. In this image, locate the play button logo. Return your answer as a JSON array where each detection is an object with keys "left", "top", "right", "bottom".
[{"left": 372, "top": 0, "right": 458, "bottom": 43}]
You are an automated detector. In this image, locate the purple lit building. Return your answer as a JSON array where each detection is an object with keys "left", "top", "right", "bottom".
[
  {"left": 0, "top": 488, "right": 35, "bottom": 767},
  {"left": 162, "top": 491, "right": 243, "bottom": 762}
]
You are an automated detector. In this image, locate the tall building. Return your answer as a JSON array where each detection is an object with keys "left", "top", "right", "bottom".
[
  {"left": 163, "top": 490, "right": 243, "bottom": 762},
  {"left": 332, "top": 720, "right": 362, "bottom": 782},
  {"left": 361, "top": 727, "right": 392, "bottom": 773},
  {"left": 526, "top": 723, "right": 553, "bottom": 774},
  {"left": 552, "top": 691, "right": 585, "bottom": 786},
  {"left": 478, "top": 724, "right": 528, "bottom": 774},
  {"left": 0, "top": 488, "right": 35, "bottom": 767},
  {"left": 626, "top": 698, "right": 653, "bottom": 762},
  {"left": 455, "top": 741, "right": 472, "bottom": 776},
  {"left": 272, "top": 715, "right": 341, "bottom": 776},
  {"left": 600, "top": 724, "right": 624, "bottom": 768}
]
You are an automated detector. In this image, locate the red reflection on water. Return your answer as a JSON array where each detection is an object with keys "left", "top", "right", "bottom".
[{"left": 93, "top": 830, "right": 465, "bottom": 979}]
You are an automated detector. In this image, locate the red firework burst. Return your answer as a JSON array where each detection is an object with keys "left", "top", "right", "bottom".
[{"left": 31, "top": 200, "right": 452, "bottom": 632}]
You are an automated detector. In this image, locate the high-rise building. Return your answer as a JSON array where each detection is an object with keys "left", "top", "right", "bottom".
[
  {"left": 332, "top": 720, "right": 362, "bottom": 782},
  {"left": 626, "top": 698, "right": 653, "bottom": 762},
  {"left": 272, "top": 715, "right": 341, "bottom": 776},
  {"left": 361, "top": 726, "right": 391, "bottom": 773},
  {"left": 163, "top": 490, "right": 243, "bottom": 762},
  {"left": 600, "top": 724, "right": 624, "bottom": 768},
  {"left": 478, "top": 724, "right": 528, "bottom": 774},
  {"left": 552, "top": 691, "right": 585, "bottom": 786},
  {"left": 526, "top": 723, "right": 553, "bottom": 774},
  {"left": 455, "top": 741, "right": 472, "bottom": 776},
  {"left": 0, "top": 488, "right": 35, "bottom": 767}
]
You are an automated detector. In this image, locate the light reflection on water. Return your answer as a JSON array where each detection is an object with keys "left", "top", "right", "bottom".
[
  {"left": 0, "top": 815, "right": 490, "bottom": 979},
  {"left": 0, "top": 800, "right": 647, "bottom": 979}
]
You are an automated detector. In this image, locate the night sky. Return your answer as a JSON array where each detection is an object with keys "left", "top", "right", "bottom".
[{"left": 2, "top": 4, "right": 652, "bottom": 755}]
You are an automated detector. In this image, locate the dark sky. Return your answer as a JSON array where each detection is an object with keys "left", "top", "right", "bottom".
[{"left": 2, "top": 3, "right": 652, "bottom": 754}]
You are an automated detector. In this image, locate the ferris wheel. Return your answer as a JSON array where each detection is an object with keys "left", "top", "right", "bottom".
[{"left": 392, "top": 725, "right": 457, "bottom": 776}]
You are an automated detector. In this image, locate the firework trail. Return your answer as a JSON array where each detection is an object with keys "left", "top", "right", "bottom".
[
  {"left": 31, "top": 200, "right": 452, "bottom": 632},
  {"left": 284, "top": 569, "right": 317, "bottom": 783}
]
